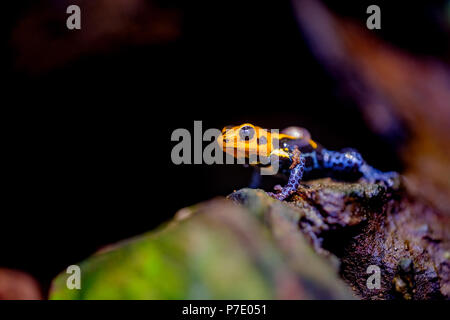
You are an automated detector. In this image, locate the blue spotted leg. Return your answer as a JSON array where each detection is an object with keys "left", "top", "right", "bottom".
[
  {"left": 322, "top": 149, "right": 398, "bottom": 187},
  {"left": 270, "top": 156, "right": 306, "bottom": 200}
]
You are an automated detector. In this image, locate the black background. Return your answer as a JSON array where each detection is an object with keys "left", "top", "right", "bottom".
[{"left": 2, "top": 0, "right": 448, "bottom": 293}]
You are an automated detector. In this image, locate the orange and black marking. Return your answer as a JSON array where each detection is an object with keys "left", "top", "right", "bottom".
[{"left": 217, "top": 123, "right": 318, "bottom": 161}]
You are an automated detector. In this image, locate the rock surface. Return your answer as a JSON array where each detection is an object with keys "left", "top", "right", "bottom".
[
  {"left": 50, "top": 177, "right": 449, "bottom": 299},
  {"left": 231, "top": 178, "right": 450, "bottom": 300},
  {"left": 50, "top": 190, "right": 353, "bottom": 299}
]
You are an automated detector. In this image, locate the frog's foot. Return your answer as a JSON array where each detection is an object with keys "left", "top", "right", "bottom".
[
  {"left": 267, "top": 183, "right": 299, "bottom": 201},
  {"left": 377, "top": 171, "right": 399, "bottom": 189},
  {"left": 267, "top": 191, "right": 289, "bottom": 201},
  {"left": 273, "top": 184, "right": 283, "bottom": 192},
  {"left": 267, "top": 186, "right": 287, "bottom": 200},
  {"left": 360, "top": 164, "right": 399, "bottom": 188}
]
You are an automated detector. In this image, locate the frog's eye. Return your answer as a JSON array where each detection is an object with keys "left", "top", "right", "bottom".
[{"left": 239, "top": 126, "right": 255, "bottom": 141}]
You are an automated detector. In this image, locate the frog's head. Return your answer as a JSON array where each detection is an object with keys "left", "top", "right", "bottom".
[{"left": 218, "top": 123, "right": 294, "bottom": 159}]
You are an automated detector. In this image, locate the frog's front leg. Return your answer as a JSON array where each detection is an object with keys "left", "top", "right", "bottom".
[
  {"left": 249, "top": 167, "right": 262, "bottom": 189},
  {"left": 322, "top": 149, "right": 398, "bottom": 187},
  {"left": 269, "top": 152, "right": 306, "bottom": 201}
]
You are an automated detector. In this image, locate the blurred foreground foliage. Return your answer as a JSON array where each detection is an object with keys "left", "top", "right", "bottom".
[
  {"left": 50, "top": 191, "right": 353, "bottom": 299},
  {"left": 50, "top": 177, "right": 449, "bottom": 300}
]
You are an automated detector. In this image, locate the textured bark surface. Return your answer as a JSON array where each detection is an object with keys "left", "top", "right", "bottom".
[{"left": 230, "top": 177, "right": 449, "bottom": 300}]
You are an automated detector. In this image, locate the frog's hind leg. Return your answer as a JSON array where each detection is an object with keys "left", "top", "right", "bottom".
[
  {"left": 322, "top": 149, "right": 397, "bottom": 187},
  {"left": 358, "top": 163, "right": 398, "bottom": 188}
]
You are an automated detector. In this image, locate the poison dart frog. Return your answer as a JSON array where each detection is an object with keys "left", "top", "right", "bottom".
[{"left": 218, "top": 123, "right": 398, "bottom": 201}]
